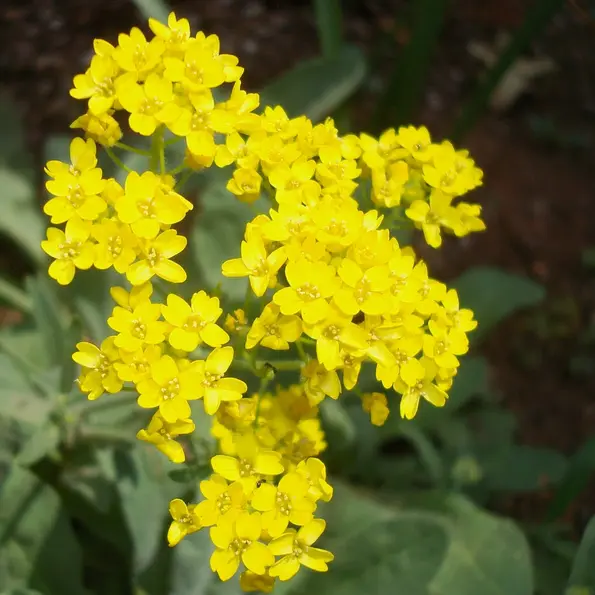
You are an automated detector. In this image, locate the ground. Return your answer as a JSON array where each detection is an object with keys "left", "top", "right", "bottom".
[{"left": 1, "top": 0, "right": 595, "bottom": 527}]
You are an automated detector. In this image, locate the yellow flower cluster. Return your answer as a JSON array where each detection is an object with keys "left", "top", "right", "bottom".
[{"left": 41, "top": 11, "right": 485, "bottom": 592}]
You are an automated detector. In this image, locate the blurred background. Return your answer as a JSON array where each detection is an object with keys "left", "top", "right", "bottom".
[{"left": 2, "top": 0, "right": 595, "bottom": 593}]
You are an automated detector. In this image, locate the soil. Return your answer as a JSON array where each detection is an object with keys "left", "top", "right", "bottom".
[{"left": 2, "top": 0, "right": 595, "bottom": 529}]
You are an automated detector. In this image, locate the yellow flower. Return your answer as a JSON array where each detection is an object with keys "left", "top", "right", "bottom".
[
  {"left": 225, "top": 308, "right": 247, "bottom": 333},
  {"left": 312, "top": 198, "right": 363, "bottom": 252},
  {"left": 452, "top": 202, "right": 486, "bottom": 237},
  {"left": 245, "top": 303, "right": 302, "bottom": 351},
  {"left": 361, "top": 392, "right": 390, "bottom": 426},
  {"left": 107, "top": 299, "right": 166, "bottom": 352},
  {"left": 422, "top": 320, "right": 469, "bottom": 369},
  {"left": 110, "top": 282, "right": 153, "bottom": 310},
  {"left": 304, "top": 306, "right": 367, "bottom": 370},
  {"left": 211, "top": 435, "right": 284, "bottom": 490},
  {"left": 137, "top": 411, "right": 195, "bottom": 463},
  {"left": 148, "top": 12, "right": 191, "bottom": 56},
  {"left": 42, "top": 217, "right": 95, "bottom": 285},
  {"left": 92, "top": 219, "right": 138, "bottom": 273},
  {"left": 395, "top": 358, "right": 447, "bottom": 419},
  {"left": 222, "top": 237, "right": 286, "bottom": 297},
  {"left": 116, "top": 171, "right": 192, "bottom": 239},
  {"left": 268, "top": 519, "right": 333, "bottom": 580},
  {"left": 226, "top": 168, "right": 262, "bottom": 203},
  {"left": 71, "top": 111, "right": 122, "bottom": 147},
  {"left": 301, "top": 360, "right": 341, "bottom": 404},
  {"left": 126, "top": 229, "right": 187, "bottom": 286},
  {"left": 376, "top": 335, "right": 424, "bottom": 389},
  {"left": 334, "top": 258, "right": 391, "bottom": 317},
  {"left": 370, "top": 162, "right": 408, "bottom": 208},
  {"left": 210, "top": 512, "right": 275, "bottom": 581},
  {"left": 260, "top": 106, "right": 302, "bottom": 140},
  {"left": 251, "top": 472, "right": 316, "bottom": 538},
  {"left": 396, "top": 125, "right": 433, "bottom": 162},
  {"left": 295, "top": 458, "right": 333, "bottom": 502},
  {"left": 114, "top": 344, "right": 162, "bottom": 384},
  {"left": 70, "top": 54, "right": 121, "bottom": 116},
  {"left": 162, "top": 291, "right": 230, "bottom": 351},
  {"left": 405, "top": 191, "right": 456, "bottom": 248},
  {"left": 117, "top": 73, "right": 178, "bottom": 136},
  {"left": 215, "top": 132, "right": 260, "bottom": 169},
  {"left": 239, "top": 571, "right": 275, "bottom": 593},
  {"left": 167, "top": 498, "right": 201, "bottom": 546},
  {"left": 193, "top": 346, "right": 247, "bottom": 415},
  {"left": 72, "top": 337, "right": 122, "bottom": 400},
  {"left": 44, "top": 138, "right": 107, "bottom": 224},
  {"left": 136, "top": 354, "right": 201, "bottom": 422},
  {"left": 268, "top": 159, "right": 318, "bottom": 204},
  {"left": 273, "top": 259, "right": 340, "bottom": 325},
  {"left": 113, "top": 27, "right": 164, "bottom": 77},
  {"left": 434, "top": 289, "right": 477, "bottom": 333},
  {"left": 194, "top": 474, "right": 247, "bottom": 526}
]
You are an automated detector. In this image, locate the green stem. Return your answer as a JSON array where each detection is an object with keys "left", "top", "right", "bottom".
[
  {"left": 150, "top": 125, "right": 165, "bottom": 173},
  {"left": 0, "top": 276, "right": 33, "bottom": 313},
  {"left": 254, "top": 374, "right": 272, "bottom": 428},
  {"left": 313, "top": 0, "right": 343, "bottom": 58},
  {"left": 105, "top": 147, "right": 133, "bottom": 173},
  {"left": 296, "top": 339, "right": 308, "bottom": 362},
  {"left": 115, "top": 142, "right": 151, "bottom": 156},
  {"left": 175, "top": 169, "right": 195, "bottom": 191}
]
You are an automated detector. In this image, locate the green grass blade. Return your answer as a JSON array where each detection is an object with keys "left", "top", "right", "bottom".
[
  {"left": 452, "top": 0, "right": 564, "bottom": 141},
  {"left": 129, "top": 0, "right": 171, "bottom": 23},
  {"left": 545, "top": 436, "right": 595, "bottom": 521},
  {"left": 0, "top": 276, "right": 32, "bottom": 313},
  {"left": 313, "top": 0, "right": 344, "bottom": 58},
  {"left": 372, "top": 0, "right": 447, "bottom": 131}
]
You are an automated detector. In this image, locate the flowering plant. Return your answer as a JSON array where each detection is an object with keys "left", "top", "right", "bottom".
[{"left": 41, "top": 11, "right": 485, "bottom": 592}]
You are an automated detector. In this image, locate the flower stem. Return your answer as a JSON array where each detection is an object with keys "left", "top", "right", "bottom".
[
  {"left": 105, "top": 147, "right": 133, "bottom": 173},
  {"left": 115, "top": 142, "right": 151, "bottom": 156}
]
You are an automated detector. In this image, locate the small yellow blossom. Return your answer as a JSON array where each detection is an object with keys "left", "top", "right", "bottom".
[
  {"left": 167, "top": 499, "right": 201, "bottom": 546},
  {"left": 137, "top": 411, "right": 195, "bottom": 463},
  {"left": 268, "top": 519, "right": 334, "bottom": 580},
  {"left": 162, "top": 291, "right": 230, "bottom": 351}
]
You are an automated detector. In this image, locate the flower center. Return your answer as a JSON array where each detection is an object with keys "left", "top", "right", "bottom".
[
  {"left": 296, "top": 283, "right": 321, "bottom": 301},
  {"left": 161, "top": 377, "right": 180, "bottom": 400}
]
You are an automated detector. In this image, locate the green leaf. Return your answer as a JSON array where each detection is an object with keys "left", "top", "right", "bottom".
[
  {"left": 428, "top": 496, "right": 533, "bottom": 595},
  {"left": 0, "top": 277, "right": 32, "bottom": 313},
  {"left": 372, "top": 0, "right": 447, "bottom": 130},
  {"left": 67, "top": 268, "right": 119, "bottom": 342},
  {"left": 482, "top": 445, "right": 567, "bottom": 493},
  {"left": 546, "top": 436, "right": 595, "bottom": 521},
  {"left": 129, "top": 0, "right": 171, "bottom": 23},
  {"left": 453, "top": 267, "right": 545, "bottom": 341},
  {"left": 0, "top": 464, "right": 85, "bottom": 594},
  {"left": 113, "top": 444, "right": 183, "bottom": 575},
  {"left": 260, "top": 45, "right": 366, "bottom": 122},
  {"left": 16, "top": 424, "right": 60, "bottom": 466},
  {"left": 567, "top": 516, "right": 595, "bottom": 592},
  {"left": 285, "top": 484, "right": 532, "bottom": 595},
  {"left": 0, "top": 353, "right": 50, "bottom": 427},
  {"left": 0, "top": 168, "right": 44, "bottom": 266},
  {"left": 170, "top": 531, "right": 216, "bottom": 595},
  {"left": 0, "top": 99, "right": 32, "bottom": 180},
  {"left": 190, "top": 168, "right": 266, "bottom": 302},
  {"left": 26, "top": 275, "right": 77, "bottom": 391},
  {"left": 313, "top": 0, "right": 343, "bottom": 58}
]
